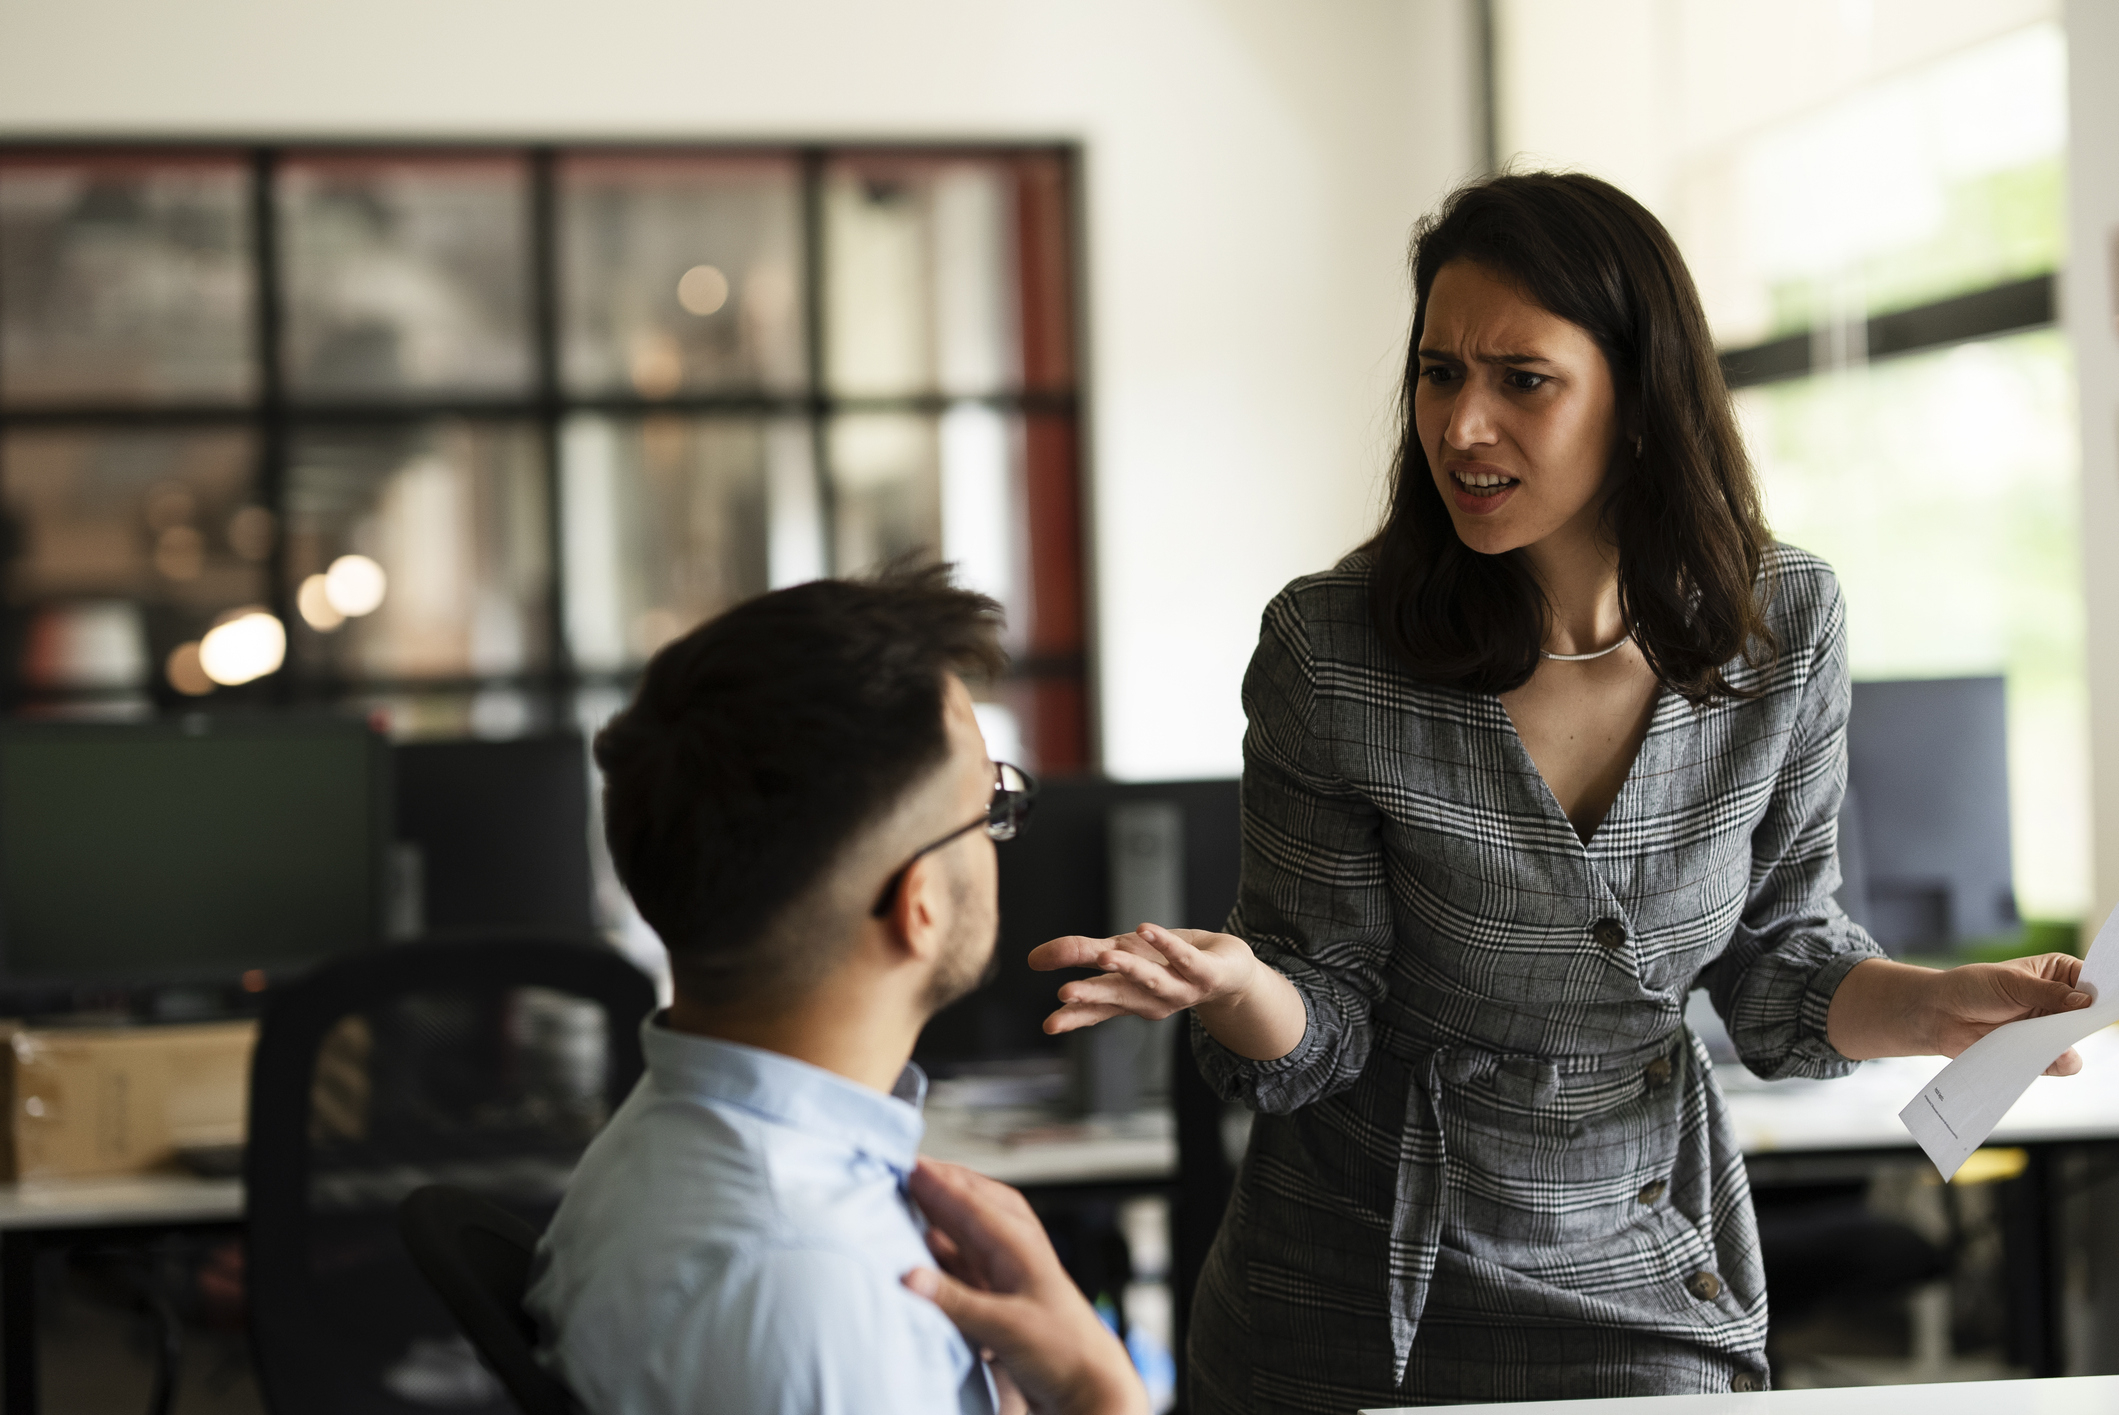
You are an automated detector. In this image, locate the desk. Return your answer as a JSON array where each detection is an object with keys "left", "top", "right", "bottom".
[
  {"left": 920, "top": 1102, "right": 1175, "bottom": 1187},
  {"left": 1720, "top": 1026, "right": 2119, "bottom": 1155},
  {"left": 925, "top": 1025, "right": 2119, "bottom": 1183},
  {"left": 0, "top": 1127, "right": 1163, "bottom": 1415},
  {"left": 0, "top": 1174, "right": 244, "bottom": 1415},
  {"left": 1718, "top": 1026, "right": 2119, "bottom": 1381},
  {"left": 0, "top": 1039, "right": 2109, "bottom": 1415},
  {"left": 1362, "top": 1373, "right": 2119, "bottom": 1415}
]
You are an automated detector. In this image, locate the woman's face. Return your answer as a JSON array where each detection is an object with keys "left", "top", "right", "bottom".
[{"left": 1414, "top": 259, "right": 1624, "bottom": 558}]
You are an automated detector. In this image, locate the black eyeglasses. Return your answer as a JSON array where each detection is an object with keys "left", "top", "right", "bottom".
[{"left": 869, "top": 761, "right": 1037, "bottom": 919}]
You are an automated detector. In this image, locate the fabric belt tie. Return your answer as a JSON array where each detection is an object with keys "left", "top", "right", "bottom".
[{"left": 1379, "top": 1030, "right": 1680, "bottom": 1386}]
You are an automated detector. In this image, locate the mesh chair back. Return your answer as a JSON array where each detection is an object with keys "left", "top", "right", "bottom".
[
  {"left": 399, "top": 1185, "right": 577, "bottom": 1415},
  {"left": 246, "top": 937, "right": 655, "bottom": 1415}
]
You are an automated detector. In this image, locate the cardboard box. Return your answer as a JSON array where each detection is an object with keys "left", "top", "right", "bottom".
[{"left": 0, "top": 1020, "right": 256, "bottom": 1181}]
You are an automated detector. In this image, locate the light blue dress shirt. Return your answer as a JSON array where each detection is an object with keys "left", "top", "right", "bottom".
[{"left": 527, "top": 1019, "right": 996, "bottom": 1415}]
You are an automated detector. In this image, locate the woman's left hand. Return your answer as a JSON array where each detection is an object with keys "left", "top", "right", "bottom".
[{"left": 1826, "top": 953, "right": 2094, "bottom": 1074}]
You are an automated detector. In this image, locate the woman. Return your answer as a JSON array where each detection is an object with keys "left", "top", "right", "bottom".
[{"left": 1031, "top": 173, "right": 2091, "bottom": 1411}]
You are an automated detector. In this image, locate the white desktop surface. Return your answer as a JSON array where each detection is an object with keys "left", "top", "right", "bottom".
[
  {"left": 1361, "top": 1375, "right": 2119, "bottom": 1415},
  {"left": 920, "top": 1102, "right": 1175, "bottom": 1187},
  {"left": 1721, "top": 1023, "right": 2119, "bottom": 1155},
  {"left": 0, "top": 1024, "right": 2109, "bottom": 1226},
  {"left": 0, "top": 1172, "right": 241, "bottom": 1230},
  {"left": 0, "top": 1104, "right": 1175, "bottom": 1233},
  {"left": 915, "top": 1021, "right": 2119, "bottom": 1185}
]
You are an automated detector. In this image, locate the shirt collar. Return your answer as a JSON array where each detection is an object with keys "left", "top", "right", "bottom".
[{"left": 640, "top": 1015, "right": 927, "bottom": 1173}]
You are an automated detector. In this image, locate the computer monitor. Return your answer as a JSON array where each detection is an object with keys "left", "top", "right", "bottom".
[
  {"left": 915, "top": 776, "right": 1241, "bottom": 1065},
  {"left": 0, "top": 716, "right": 389, "bottom": 987},
  {"left": 1843, "top": 676, "right": 2015, "bottom": 953},
  {"left": 392, "top": 734, "right": 595, "bottom": 935}
]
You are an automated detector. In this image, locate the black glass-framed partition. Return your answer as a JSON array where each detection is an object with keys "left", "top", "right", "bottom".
[{"left": 0, "top": 143, "right": 1090, "bottom": 772}]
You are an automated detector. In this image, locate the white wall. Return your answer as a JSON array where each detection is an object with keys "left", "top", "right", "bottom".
[
  {"left": 0, "top": 0, "right": 1481, "bottom": 780},
  {"left": 2065, "top": 0, "right": 2119, "bottom": 931}
]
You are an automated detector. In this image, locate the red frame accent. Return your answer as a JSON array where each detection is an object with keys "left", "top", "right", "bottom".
[{"left": 1013, "top": 156, "right": 1088, "bottom": 772}]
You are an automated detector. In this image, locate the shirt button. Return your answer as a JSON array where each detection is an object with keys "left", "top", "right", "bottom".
[
  {"left": 1591, "top": 919, "right": 1627, "bottom": 950},
  {"left": 1688, "top": 1271, "right": 1722, "bottom": 1302},
  {"left": 1636, "top": 1180, "right": 1666, "bottom": 1204},
  {"left": 1731, "top": 1371, "right": 1763, "bottom": 1393},
  {"left": 1644, "top": 1057, "right": 1674, "bottom": 1088}
]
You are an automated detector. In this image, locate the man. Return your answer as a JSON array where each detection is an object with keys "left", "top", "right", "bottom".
[{"left": 527, "top": 567, "right": 1144, "bottom": 1415}]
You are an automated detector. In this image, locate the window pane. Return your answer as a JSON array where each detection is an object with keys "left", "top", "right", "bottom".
[
  {"left": 1691, "top": 22, "right": 2065, "bottom": 343},
  {"left": 285, "top": 420, "right": 549, "bottom": 680},
  {"left": 0, "top": 153, "right": 256, "bottom": 406},
  {"left": 824, "top": 157, "right": 1063, "bottom": 398},
  {"left": 2, "top": 426, "right": 266, "bottom": 693},
  {"left": 278, "top": 154, "right": 532, "bottom": 401},
  {"left": 1739, "top": 329, "right": 2085, "bottom": 918},
  {"left": 559, "top": 155, "right": 805, "bottom": 398},
  {"left": 828, "top": 407, "right": 1036, "bottom": 647},
  {"left": 1494, "top": 8, "right": 2066, "bottom": 346},
  {"left": 828, "top": 411, "right": 942, "bottom": 572},
  {"left": 560, "top": 415, "right": 811, "bottom": 673}
]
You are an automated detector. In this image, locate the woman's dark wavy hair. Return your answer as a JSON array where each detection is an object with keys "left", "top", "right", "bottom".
[{"left": 1367, "top": 171, "right": 1775, "bottom": 705}]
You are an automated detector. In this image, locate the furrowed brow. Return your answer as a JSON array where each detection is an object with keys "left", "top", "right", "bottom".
[{"left": 1416, "top": 347, "right": 1558, "bottom": 367}]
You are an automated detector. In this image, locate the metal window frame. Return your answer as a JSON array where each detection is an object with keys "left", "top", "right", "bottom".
[
  {"left": 0, "top": 138, "right": 1089, "bottom": 724},
  {"left": 1718, "top": 273, "right": 2056, "bottom": 390}
]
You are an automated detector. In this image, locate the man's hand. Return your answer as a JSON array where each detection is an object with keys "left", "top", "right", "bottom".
[
  {"left": 901, "top": 1159, "right": 1146, "bottom": 1415},
  {"left": 1827, "top": 953, "right": 2092, "bottom": 1075}
]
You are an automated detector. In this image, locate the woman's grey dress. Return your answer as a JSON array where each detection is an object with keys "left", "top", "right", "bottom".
[{"left": 1188, "top": 545, "right": 1884, "bottom": 1413}]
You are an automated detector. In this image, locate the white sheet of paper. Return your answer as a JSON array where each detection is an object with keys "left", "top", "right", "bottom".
[{"left": 1899, "top": 910, "right": 2119, "bottom": 1180}]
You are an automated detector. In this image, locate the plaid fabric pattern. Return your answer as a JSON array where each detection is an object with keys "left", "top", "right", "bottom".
[{"left": 1187, "top": 545, "right": 1883, "bottom": 1413}]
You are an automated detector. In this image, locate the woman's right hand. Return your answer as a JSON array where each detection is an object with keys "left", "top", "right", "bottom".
[{"left": 1027, "top": 923, "right": 1271, "bottom": 1036}]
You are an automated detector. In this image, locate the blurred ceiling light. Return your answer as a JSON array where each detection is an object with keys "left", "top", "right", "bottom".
[
  {"left": 324, "top": 554, "right": 388, "bottom": 618},
  {"left": 227, "top": 505, "right": 277, "bottom": 562},
  {"left": 297, "top": 573, "right": 345, "bottom": 631},
  {"left": 165, "top": 641, "right": 214, "bottom": 696},
  {"left": 198, "top": 610, "right": 286, "bottom": 686},
  {"left": 154, "top": 524, "right": 205, "bottom": 581},
  {"left": 677, "top": 263, "right": 730, "bottom": 316},
  {"left": 630, "top": 330, "right": 684, "bottom": 399}
]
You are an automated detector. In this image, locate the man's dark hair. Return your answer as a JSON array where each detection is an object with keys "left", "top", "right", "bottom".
[
  {"left": 1367, "top": 170, "right": 1776, "bottom": 705},
  {"left": 594, "top": 563, "right": 1006, "bottom": 1005}
]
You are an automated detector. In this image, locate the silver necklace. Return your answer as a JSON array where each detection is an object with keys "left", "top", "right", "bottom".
[{"left": 1542, "top": 632, "right": 1632, "bottom": 662}]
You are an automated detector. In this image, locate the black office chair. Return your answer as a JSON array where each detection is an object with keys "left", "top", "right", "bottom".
[
  {"left": 246, "top": 936, "right": 656, "bottom": 1415},
  {"left": 399, "top": 1184, "right": 578, "bottom": 1415},
  {"left": 1754, "top": 1179, "right": 1952, "bottom": 1370}
]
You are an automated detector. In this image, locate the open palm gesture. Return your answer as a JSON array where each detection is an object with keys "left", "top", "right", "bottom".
[{"left": 1027, "top": 924, "right": 1259, "bottom": 1034}]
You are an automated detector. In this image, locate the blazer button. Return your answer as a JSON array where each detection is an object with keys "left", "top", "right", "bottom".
[
  {"left": 1636, "top": 1180, "right": 1666, "bottom": 1204},
  {"left": 1688, "top": 1270, "right": 1722, "bottom": 1302},
  {"left": 1644, "top": 1056, "right": 1674, "bottom": 1088},
  {"left": 1591, "top": 919, "right": 1627, "bottom": 949},
  {"left": 1731, "top": 1371, "right": 1763, "bottom": 1393}
]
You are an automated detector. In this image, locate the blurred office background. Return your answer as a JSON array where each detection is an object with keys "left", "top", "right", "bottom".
[{"left": 1, "top": 0, "right": 2117, "bottom": 1408}]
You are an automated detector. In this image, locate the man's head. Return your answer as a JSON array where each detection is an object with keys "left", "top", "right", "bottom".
[{"left": 594, "top": 565, "right": 1008, "bottom": 1021}]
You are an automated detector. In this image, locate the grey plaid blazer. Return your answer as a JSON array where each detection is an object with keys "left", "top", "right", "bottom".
[{"left": 1187, "top": 545, "right": 1883, "bottom": 1413}]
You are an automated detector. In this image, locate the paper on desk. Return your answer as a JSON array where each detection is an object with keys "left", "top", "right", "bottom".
[{"left": 1899, "top": 910, "right": 2119, "bottom": 1181}]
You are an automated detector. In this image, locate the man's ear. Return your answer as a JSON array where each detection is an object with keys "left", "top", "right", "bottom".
[{"left": 883, "top": 853, "right": 948, "bottom": 965}]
